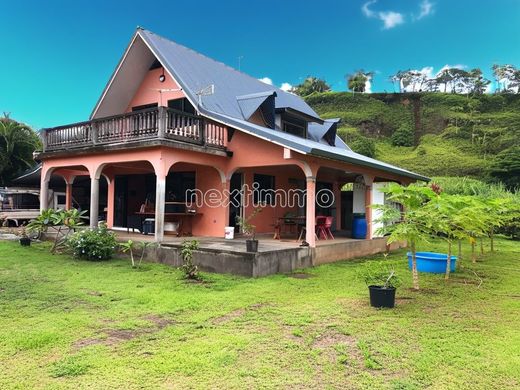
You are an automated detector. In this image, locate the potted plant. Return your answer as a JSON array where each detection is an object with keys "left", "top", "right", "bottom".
[
  {"left": 19, "top": 227, "right": 31, "bottom": 246},
  {"left": 362, "top": 260, "right": 401, "bottom": 308},
  {"left": 236, "top": 207, "right": 262, "bottom": 252}
]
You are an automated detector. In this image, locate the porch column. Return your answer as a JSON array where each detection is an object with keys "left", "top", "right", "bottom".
[
  {"left": 364, "top": 175, "right": 374, "bottom": 240},
  {"left": 305, "top": 176, "right": 316, "bottom": 247},
  {"left": 106, "top": 176, "right": 115, "bottom": 229},
  {"left": 154, "top": 174, "right": 166, "bottom": 242},
  {"left": 40, "top": 178, "right": 50, "bottom": 212},
  {"left": 65, "top": 177, "right": 75, "bottom": 210},
  {"left": 89, "top": 177, "right": 99, "bottom": 228},
  {"left": 334, "top": 182, "right": 342, "bottom": 231}
]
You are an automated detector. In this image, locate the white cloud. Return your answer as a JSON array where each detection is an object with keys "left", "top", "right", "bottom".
[
  {"left": 258, "top": 77, "right": 273, "bottom": 85},
  {"left": 379, "top": 11, "right": 405, "bottom": 29},
  {"left": 361, "top": 1, "right": 404, "bottom": 29},
  {"left": 364, "top": 75, "right": 372, "bottom": 93},
  {"left": 362, "top": 0, "right": 376, "bottom": 17},
  {"left": 280, "top": 82, "right": 293, "bottom": 92},
  {"left": 416, "top": 0, "right": 434, "bottom": 20}
]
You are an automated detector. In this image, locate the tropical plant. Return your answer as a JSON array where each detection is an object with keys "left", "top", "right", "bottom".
[
  {"left": 292, "top": 77, "right": 331, "bottom": 97},
  {"left": 27, "top": 208, "right": 87, "bottom": 252},
  {"left": 374, "top": 183, "right": 437, "bottom": 290},
  {"left": 180, "top": 240, "right": 200, "bottom": 280},
  {"left": 0, "top": 115, "right": 40, "bottom": 185},
  {"left": 346, "top": 70, "right": 373, "bottom": 93},
  {"left": 235, "top": 207, "right": 262, "bottom": 239},
  {"left": 120, "top": 240, "right": 156, "bottom": 268},
  {"left": 391, "top": 125, "right": 414, "bottom": 147},
  {"left": 67, "top": 224, "right": 118, "bottom": 261},
  {"left": 361, "top": 260, "right": 402, "bottom": 289}
]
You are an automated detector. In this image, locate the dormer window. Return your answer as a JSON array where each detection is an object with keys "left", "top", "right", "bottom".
[{"left": 281, "top": 115, "right": 307, "bottom": 138}]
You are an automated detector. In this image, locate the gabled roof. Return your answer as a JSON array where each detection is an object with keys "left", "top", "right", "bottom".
[
  {"left": 90, "top": 28, "right": 429, "bottom": 182},
  {"left": 137, "top": 29, "right": 322, "bottom": 123}
]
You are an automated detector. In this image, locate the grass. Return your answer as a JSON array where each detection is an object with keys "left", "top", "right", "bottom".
[{"left": 0, "top": 239, "right": 519, "bottom": 389}]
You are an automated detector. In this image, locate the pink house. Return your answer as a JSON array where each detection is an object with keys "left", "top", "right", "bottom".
[{"left": 37, "top": 28, "right": 427, "bottom": 261}]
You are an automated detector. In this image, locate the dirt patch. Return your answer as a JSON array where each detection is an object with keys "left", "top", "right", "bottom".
[
  {"left": 312, "top": 330, "right": 363, "bottom": 366},
  {"left": 72, "top": 314, "right": 176, "bottom": 351},
  {"left": 212, "top": 303, "right": 268, "bottom": 325}
]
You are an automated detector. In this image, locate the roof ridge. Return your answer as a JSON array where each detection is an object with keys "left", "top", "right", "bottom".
[{"left": 139, "top": 29, "right": 295, "bottom": 97}]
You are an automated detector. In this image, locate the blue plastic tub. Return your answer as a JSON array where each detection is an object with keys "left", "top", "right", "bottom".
[{"left": 407, "top": 252, "right": 457, "bottom": 273}]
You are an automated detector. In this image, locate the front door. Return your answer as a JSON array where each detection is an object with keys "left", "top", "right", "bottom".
[{"left": 229, "top": 172, "right": 244, "bottom": 232}]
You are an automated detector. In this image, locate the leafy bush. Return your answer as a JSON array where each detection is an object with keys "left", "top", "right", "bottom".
[
  {"left": 350, "top": 137, "right": 376, "bottom": 158},
  {"left": 489, "top": 146, "right": 520, "bottom": 190},
  {"left": 67, "top": 224, "right": 117, "bottom": 261},
  {"left": 360, "top": 260, "right": 402, "bottom": 289},
  {"left": 391, "top": 125, "right": 414, "bottom": 146},
  {"left": 180, "top": 240, "right": 200, "bottom": 280}
]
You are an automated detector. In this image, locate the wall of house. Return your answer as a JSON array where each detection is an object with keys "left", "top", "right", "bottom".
[
  {"left": 352, "top": 183, "right": 366, "bottom": 214},
  {"left": 371, "top": 182, "right": 387, "bottom": 238},
  {"left": 126, "top": 68, "right": 186, "bottom": 111}
]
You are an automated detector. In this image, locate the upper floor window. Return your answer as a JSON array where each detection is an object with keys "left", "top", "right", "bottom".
[
  {"left": 282, "top": 115, "right": 307, "bottom": 138},
  {"left": 167, "top": 98, "right": 196, "bottom": 115}
]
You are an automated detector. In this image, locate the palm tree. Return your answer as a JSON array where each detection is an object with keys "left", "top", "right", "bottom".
[
  {"left": 0, "top": 115, "right": 40, "bottom": 185},
  {"left": 346, "top": 70, "right": 373, "bottom": 93}
]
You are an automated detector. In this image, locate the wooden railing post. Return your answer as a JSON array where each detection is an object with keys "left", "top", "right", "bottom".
[
  {"left": 200, "top": 118, "right": 206, "bottom": 145},
  {"left": 41, "top": 129, "right": 48, "bottom": 152},
  {"left": 158, "top": 106, "right": 166, "bottom": 139},
  {"left": 91, "top": 121, "right": 98, "bottom": 145}
]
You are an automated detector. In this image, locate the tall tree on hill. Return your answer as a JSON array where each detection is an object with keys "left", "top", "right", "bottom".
[
  {"left": 0, "top": 114, "right": 40, "bottom": 185},
  {"left": 292, "top": 77, "right": 331, "bottom": 97},
  {"left": 492, "top": 64, "right": 519, "bottom": 93},
  {"left": 467, "top": 68, "right": 490, "bottom": 95},
  {"left": 346, "top": 70, "right": 373, "bottom": 93}
]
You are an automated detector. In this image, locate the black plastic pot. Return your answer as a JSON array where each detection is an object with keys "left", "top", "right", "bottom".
[
  {"left": 19, "top": 237, "right": 31, "bottom": 247},
  {"left": 246, "top": 239, "right": 258, "bottom": 252},
  {"left": 368, "top": 285, "right": 396, "bottom": 308}
]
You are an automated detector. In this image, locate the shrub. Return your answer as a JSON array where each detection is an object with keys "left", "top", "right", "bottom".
[
  {"left": 180, "top": 240, "right": 200, "bottom": 280},
  {"left": 67, "top": 224, "right": 118, "bottom": 261},
  {"left": 391, "top": 125, "right": 414, "bottom": 146},
  {"left": 350, "top": 137, "right": 376, "bottom": 158}
]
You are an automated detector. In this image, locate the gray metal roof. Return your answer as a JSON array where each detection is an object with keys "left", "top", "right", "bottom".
[
  {"left": 139, "top": 29, "right": 321, "bottom": 122},
  {"left": 137, "top": 29, "right": 429, "bottom": 182}
]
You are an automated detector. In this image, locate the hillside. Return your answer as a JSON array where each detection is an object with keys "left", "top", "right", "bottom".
[{"left": 305, "top": 92, "right": 520, "bottom": 184}]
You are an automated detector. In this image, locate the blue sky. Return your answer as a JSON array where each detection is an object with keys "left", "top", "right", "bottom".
[{"left": 2, "top": 0, "right": 520, "bottom": 129}]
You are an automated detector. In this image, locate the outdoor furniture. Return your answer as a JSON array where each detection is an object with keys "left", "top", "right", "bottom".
[
  {"left": 142, "top": 218, "right": 155, "bottom": 235},
  {"left": 316, "top": 216, "right": 334, "bottom": 240},
  {"left": 273, "top": 215, "right": 306, "bottom": 239}
]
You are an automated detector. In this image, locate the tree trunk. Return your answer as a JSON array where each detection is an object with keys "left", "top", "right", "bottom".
[
  {"left": 490, "top": 230, "right": 494, "bottom": 252},
  {"left": 480, "top": 237, "right": 484, "bottom": 255},
  {"left": 471, "top": 240, "right": 476, "bottom": 263},
  {"left": 411, "top": 241, "right": 419, "bottom": 290},
  {"left": 458, "top": 240, "right": 462, "bottom": 261},
  {"left": 445, "top": 241, "right": 452, "bottom": 280}
]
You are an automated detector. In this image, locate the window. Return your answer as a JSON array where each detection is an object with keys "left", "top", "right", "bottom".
[
  {"left": 167, "top": 98, "right": 196, "bottom": 115},
  {"left": 281, "top": 114, "right": 307, "bottom": 138},
  {"left": 131, "top": 103, "right": 158, "bottom": 112},
  {"left": 253, "top": 174, "right": 275, "bottom": 205}
]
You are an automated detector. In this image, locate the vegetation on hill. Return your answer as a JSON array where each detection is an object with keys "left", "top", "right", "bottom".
[{"left": 306, "top": 92, "right": 520, "bottom": 187}]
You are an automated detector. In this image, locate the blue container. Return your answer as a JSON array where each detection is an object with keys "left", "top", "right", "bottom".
[
  {"left": 352, "top": 215, "right": 367, "bottom": 239},
  {"left": 407, "top": 252, "right": 457, "bottom": 273}
]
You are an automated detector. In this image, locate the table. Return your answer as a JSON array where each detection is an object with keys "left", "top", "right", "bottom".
[{"left": 273, "top": 216, "right": 306, "bottom": 240}]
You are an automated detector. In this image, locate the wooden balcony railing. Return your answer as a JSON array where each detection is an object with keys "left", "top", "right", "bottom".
[{"left": 41, "top": 107, "right": 227, "bottom": 152}]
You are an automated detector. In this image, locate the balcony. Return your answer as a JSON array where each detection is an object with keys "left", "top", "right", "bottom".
[{"left": 41, "top": 107, "right": 227, "bottom": 153}]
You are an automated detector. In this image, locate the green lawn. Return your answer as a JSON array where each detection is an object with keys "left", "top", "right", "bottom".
[{"left": 0, "top": 239, "right": 519, "bottom": 390}]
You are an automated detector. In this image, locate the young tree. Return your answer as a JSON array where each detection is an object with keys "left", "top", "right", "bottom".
[{"left": 374, "top": 183, "right": 437, "bottom": 290}]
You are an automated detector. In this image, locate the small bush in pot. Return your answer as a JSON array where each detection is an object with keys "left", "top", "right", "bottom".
[
  {"left": 67, "top": 224, "right": 118, "bottom": 261},
  {"left": 18, "top": 227, "right": 31, "bottom": 246},
  {"left": 361, "top": 260, "right": 401, "bottom": 308},
  {"left": 236, "top": 207, "right": 262, "bottom": 252}
]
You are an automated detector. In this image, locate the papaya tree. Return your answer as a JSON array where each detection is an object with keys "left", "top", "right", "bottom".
[{"left": 374, "top": 183, "right": 437, "bottom": 290}]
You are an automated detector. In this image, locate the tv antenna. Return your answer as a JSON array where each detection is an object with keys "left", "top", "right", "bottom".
[{"left": 195, "top": 84, "right": 215, "bottom": 106}]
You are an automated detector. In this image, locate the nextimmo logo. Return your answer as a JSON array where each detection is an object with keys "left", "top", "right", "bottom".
[{"left": 185, "top": 183, "right": 335, "bottom": 209}]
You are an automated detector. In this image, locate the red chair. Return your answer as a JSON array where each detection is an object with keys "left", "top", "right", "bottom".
[
  {"left": 316, "top": 216, "right": 328, "bottom": 240},
  {"left": 324, "top": 216, "right": 334, "bottom": 240}
]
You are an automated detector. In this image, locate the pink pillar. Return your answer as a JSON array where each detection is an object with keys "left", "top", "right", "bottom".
[
  {"left": 334, "top": 182, "right": 342, "bottom": 231},
  {"left": 106, "top": 176, "right": 115, "bottom": 229},
  {"left": 305, "top": 176, "right": 316, "bottom": 247},
  {"left": 65, "top": 182, "right": 73, "bottom": 210}
]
